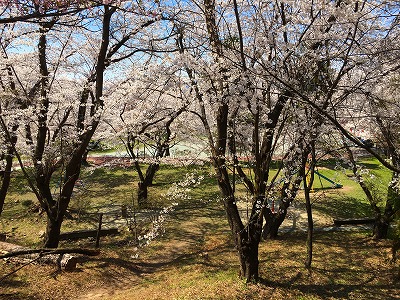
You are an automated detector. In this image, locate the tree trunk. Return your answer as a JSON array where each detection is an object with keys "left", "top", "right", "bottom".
[
  {"left": 44, "top": 215, "right": 64, "bottom": 248},
  {"left": 165, "top": 145, "right": 170, "bottom": 157},
  {"left": 344, "top": 140, "right": 388, "bottom": 239},
  {"left": 137, "top": 181, "right": 148, "bottom": 205},
  {"left": 0, "top": 124, "right": 18, "bottom": 216},
  {"left": 237, "top": 223, "right": 261, "bottom": 282},
  {"left": 373, "top": 174, "right": 397, "bottom": 239},
  {"left": 262, "top": 169, "right": 302, "bottom": 240},
  {"left": 215, "top": 161, "right": 262, "bottom": 281},
  {"left": 145, "top": 163, "right": 159, "bottom": 186},
  {"left": 304, "top": 177, "right": 314, "bottom": 269},
  {"left": 262, "top": 207, "right": 287, "bottom": 239},
  {"left": 137, "top": 163, "right": 160, "bottom": 205},
  {"left": 305, "top": 217, "right": 313, "bottom": 268},
  {"left": 303, "top": 144, "right": 315, "bottom": 269},
  {"left": 0, "top": 150, "right": 13, "bottom": 216},
  {"left": 81, "top": 149, "right": 90, "bottom": 166},
  {"left": 373, "top": 217, "right": 390, "bottom": 239}
]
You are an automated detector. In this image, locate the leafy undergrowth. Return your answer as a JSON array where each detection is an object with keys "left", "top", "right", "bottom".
[{"left": 1, "top": 199, "right": 399, "bottom": 300}]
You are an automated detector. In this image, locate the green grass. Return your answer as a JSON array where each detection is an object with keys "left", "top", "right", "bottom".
[
  {"left": 1, "top": 157, "right": 399, "bottom": 300},
  {"left": 302, "top": 157, "right": 394, "bottom": 220},
  {"left": 1, "top": 162, "right": 221, "bottom": 246},
  {"left": 2, "top": 157, "right": 393, "bottom": 247}
]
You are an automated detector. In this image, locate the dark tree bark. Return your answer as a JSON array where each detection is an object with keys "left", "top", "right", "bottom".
[
  {"left": 205, "top": 91, "right": 263, "bottom": 281},
  {"left": 0, "top": 127, "right": 16, "bottom": 216},
  {"left": 214, "top": 163, "right": 263, "bottom": 282},
  {"left": 373, "top": 218, "right": 390, "bottom": 239},
  {"left": 262, "top": 173, "right": 302, "bottom": 239},
  {"left": 81, "top": 140, "right": 100, "bottom": 166},
  {"left": 123, "top": 110, "right": 184, "bottom": 206},
  {"left": 44, "top": 215, "right": 64, "bottom": 248},
  {"left": 137, "top": 163, "right": 159, "bottom": 205},
  {"left": 262, "top": 209, "right": 287, "bottom": 239},
  {"left": 0, "top": 155, "right": 12, "bottom": 215},
  {"left": 29, "top": 7, "right": 116, "bottom": 248},
  {"left": 302, "top": 142, "right": 315, "bottom": 269},
  {"left": 237, "top": 220, "right": 262, "bottom": 282}
]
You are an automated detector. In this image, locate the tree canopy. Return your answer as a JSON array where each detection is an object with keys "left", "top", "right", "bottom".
[{"left": 0, "top": 0, "right": 399, "bottom": 282}]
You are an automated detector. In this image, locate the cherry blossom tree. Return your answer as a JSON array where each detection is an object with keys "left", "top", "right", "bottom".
[
  {"left": 172, "top": 0, "right": 400, "bottom": 281},
  {"left": 0, "top": 86, "right": 17, "bottom": 216},
  {"left": 0, "top": 1, "right": 165, "bottom": 247},
  {"left": 0, "top": 0, "right": 124, "bottom": 24},
  {"left": 172, "top": 0, "right": 301, "bottom": 281},
  {"left": 0, "top": 0, "right": 398, "bottom": 281},
  {"left": 339, "top": 72, "right": 400, "bottom": 239},
  {"left": 104, "top": 65, "right": 190, "bottom": 205},
  {"left": 0, "top": 23, "right": 32, "bottom": 215}
]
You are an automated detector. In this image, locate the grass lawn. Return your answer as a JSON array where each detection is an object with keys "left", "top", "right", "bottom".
[{"left": 0, "top": 157, "right": 399, "bottom": 299}]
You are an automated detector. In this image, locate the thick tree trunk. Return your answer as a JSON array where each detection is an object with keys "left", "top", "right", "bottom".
[
  {"left": 262, "top": 208, "right": 287, "bottom": 239},
  {"left": 237, "top": 223, "right": 261, "bottom": 282},
  {"left": 137, "top": 163, "right": 159, "bottom": 205},
  {"left": 44, "top": 215, "right": 64, "bottom": 248},
  {"left": 39, "top": 150, "right": 83, "bottom": 248},
  {"left": 262, "top": 170, "right": 302, "bottom": 240},
  {"left": 145, "top": 163, "right": 159, "bottom": 186},
  {"left": 137, "top": 181, "right": 148, "bottom": 205},
  {"left": 215, "top": 161, "right": 261, "bottom": 281},
  {"left": 373, "top": 175, "right": 397, "bottom": 239},
  {"left": 373, "top": 217, "right": 390, "bottom": 239}
]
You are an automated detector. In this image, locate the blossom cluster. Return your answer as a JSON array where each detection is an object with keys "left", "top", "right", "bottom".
[
  {"left": 135, "top": 202, "right": 178, "bottom": 248},
  {"left": 0, "top": 0, "right": 121, "bottom": 8},
  {"left": 162, "top": 173, "right": 204, "bottom": 202}
]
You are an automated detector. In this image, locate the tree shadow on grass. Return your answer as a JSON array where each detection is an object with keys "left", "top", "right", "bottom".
[
  {"left": 0, "top": 277, "right": 25, "bottom": 289},
  {"left": 314, "top": 195, "right": 375, "bottom": 220},
  {"left": 77, "top": 241, "right": 234, "bottom": 289},
  {"left": 73, "top": 199, "right": 235, "bottom": 287},
  {"left": 259, "top": 231, "right": 399, "bottom": 299},
  {"left": 83, "top": 168, "right": 134, "bottom": 189},
  {"left": 0, "top": 293, "right": 29, "bottom": 300},
  {"left": 358, "top": 161, "right": 384, "bottom": 170},
  {"left": 259, "top": 276, "right": 397, "bottom": 300}
]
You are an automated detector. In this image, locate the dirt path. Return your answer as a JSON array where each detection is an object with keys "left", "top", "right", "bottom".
[
  {"left": 77, "top": 203, "right": 221, "bottom": 300},
  {"left": 76, "top": 197, "right": 378, "bottom": 300}
]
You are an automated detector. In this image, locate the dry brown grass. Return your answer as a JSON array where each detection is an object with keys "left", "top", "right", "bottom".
[
  {"left": 1, "top": 203, "right": 399, "bottom": 300},
  {"left": 1, "top": 161, "right": 399, "bottom": 299}
]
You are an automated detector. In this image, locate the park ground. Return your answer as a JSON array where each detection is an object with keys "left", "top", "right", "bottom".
[{"left": 0, "top": 157, "right": 399, "bottom": 299}]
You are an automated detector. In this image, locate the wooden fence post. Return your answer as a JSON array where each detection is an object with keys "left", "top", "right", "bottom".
[{"left": 95, "top": 213, "right": 103, "bottom": 248}]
